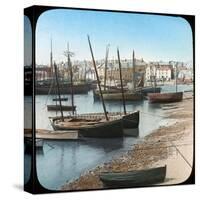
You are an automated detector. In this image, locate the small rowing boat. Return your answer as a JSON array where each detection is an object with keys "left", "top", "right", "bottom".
[{"left": 99, "top": 165, "right": 166, "bottom": 188}]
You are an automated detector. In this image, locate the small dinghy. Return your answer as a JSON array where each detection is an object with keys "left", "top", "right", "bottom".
[{"left": 99, "top": 165, "right": 166, "bottom": 188}]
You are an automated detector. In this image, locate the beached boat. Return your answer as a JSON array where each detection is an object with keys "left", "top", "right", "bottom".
[
  {"left": 147, "top": 92, "right": 183, "bottom": 103},
  {"left": 49, "top": 111, "right": 139, "bottom": 138},
  {"left": 99, "top": 165, "right": 166, "bottom": 188},
  {"left": 47, "top": 105, "right": 76, "bottom": 111}
]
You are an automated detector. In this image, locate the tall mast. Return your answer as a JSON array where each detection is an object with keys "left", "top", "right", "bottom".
[
  {"left": 84, "top": 60, "right": 87, "bottom": 81},
  {"left": 154, "top": 64, "right": 157, "bottom": 92},
  {"left": 68, "top": 43, "right": 74, "bottom": 115},
  {"left": 104, "top": 45, "right": 109, "bottom": 91},
  {"left": 64, "top": 43, "right": 75, "bottom": 115},
  {"left": 50, "top": 38, "right": 53, "bottom": 78},
  {"left": 54, "top": 62, "right": 64, "bottom": 121},
  {"left": 87, "top": 35, "right": 108, "bottom": 121},
  {"left": 132, "top": 50, "right": 136, "bottom": 92},
  {"left": 117, "top": 48, "right": 126, "bottom": 115},
  {"left": 175, "top": 62, "right": 178, "bottom": 93}
]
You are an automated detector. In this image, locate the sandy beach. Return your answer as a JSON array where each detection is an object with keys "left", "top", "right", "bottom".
[{"left": 61, "top": 92, "right": 194, "bottom": 191}]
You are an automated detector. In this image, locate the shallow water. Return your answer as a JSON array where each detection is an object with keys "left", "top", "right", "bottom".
[{"left": 24, "top": 84, "right": 193, "bottom": 190}]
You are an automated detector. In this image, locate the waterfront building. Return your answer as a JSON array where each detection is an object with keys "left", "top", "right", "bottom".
[{"left": 146, "top": 62, "right": 172, "bottom": 82}]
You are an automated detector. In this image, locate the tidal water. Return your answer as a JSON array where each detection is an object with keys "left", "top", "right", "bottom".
[{"left": 24, "top": 84, "right": 193, "bottom": 190}]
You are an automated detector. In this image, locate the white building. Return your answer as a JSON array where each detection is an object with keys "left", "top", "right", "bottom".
[{"left": 146, "top": 63, "right": 172, "bottom": 81}]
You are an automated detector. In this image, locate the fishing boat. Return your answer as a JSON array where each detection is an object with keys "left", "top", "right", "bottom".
[
  {"left": 147, "top": 62, "right": 183, "bottom": 103},
  {"left": 102, "top": 92, "right": 143, "bottom": 101},
  {"left": 36, "top": 82, "right": 90, "bottom": 94},
  {"left": 49, "top": 38, "right": 140, "bottom": 138},
  {"left": 93, "top": 88, "right": 124, "bottom": 100},
  {"left": 99, "top": 165, "right": 166, "bottom": 188},
  {"left": 47, "top": 105, "right": 76, "bottom": 111},
  {"left": 46, "top": 41, "right": 77, "bottom": 112},
  {"left": 49, "top": 110, "right": 139, "bottom": 138},
  {"left": 147, "top": 92, "right": 183, "bottom": 103},
  {"left": 93, "top": 87, "right": 160, "bottom": 101}
]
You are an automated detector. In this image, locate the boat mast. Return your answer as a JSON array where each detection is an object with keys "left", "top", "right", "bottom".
[
  {"left": 64, "top": 43, "right": 75, "bottom": 115},
  {"left": 50, "top": 38, "right": 53, "bottom": 78},
  {"left": 154, "top": 64, "right": 157, "bottom": 92},
  {"left": 132, "top": 50, "right": 136, "bottom": 92},
  {"left": 104, "top": 45, "right": 109, "bottom": 91},
  {"left": 87, "top": 35, "right": 109, "bottom": 121},
  {"left": 175, "top": 62, "right": 178, "bottom": 93},
  {"left": 54, "top": 62, "right": 64, "bottom": 121},
  {"left": 84, "top": 60, "right": 87, "bottom": 81},
  {"left": 68, "top": 43, "right": 74, "bottom": 115},
  {"left": 117, "top": 48, "right": 126, "bottom": 115}
]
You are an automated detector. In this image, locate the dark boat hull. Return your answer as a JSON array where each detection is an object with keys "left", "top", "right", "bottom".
[
  {"left": 100, "top": 165, "right": 166, "bottom": 188},
  {"left": 50, "top": 118, "right": 123, "bottom": 138},
  {"left": 148, "top": 92, "right": 183, "bottom": 103},
  {"left": 122, "top": 111, "right": 139, "bottom": 128},
  {"left": 36, "top": 84, "right": 89, "bottom": 95},
  {"left": 122, "top": 111, "right": 139, "bottom": 136},
  {"left": 47, "top": 105, "right": 76, "bottom": 111},
  {"left": 78, "top": 119, "right": 123, "bottom": 138},
  {"left": 93, "top": 89, "right": 121, "bottom": 100},
  {"left": 93, "top": 87, "right": 160, "bottom": 100},
  {"left": 103, "top": 93, "right": 143, "bottom": 101},
  {"left": 49, "top": 111, "right": 139, "bottom": 138}
]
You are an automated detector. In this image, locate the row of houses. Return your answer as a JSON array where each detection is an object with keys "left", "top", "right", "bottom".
[
  {"left": 96, "top": 59, "right": 193, "bottom": 83},
  {"left": 35, "top": 59, "right": 193, "bottom": 83}
]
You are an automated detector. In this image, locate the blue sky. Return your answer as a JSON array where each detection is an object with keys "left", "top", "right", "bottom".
[{"left": 35, "top": 9, "right": 193, "bottom": 65}]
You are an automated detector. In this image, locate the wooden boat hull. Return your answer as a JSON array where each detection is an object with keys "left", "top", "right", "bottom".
[
  {"left": 36, "top": 84, "right": 89, "bottom": 95},
  {"left": 93, "top": 89, "right": 119, "bottom": 99},
  {"left": 47, "top": 105, "right": 76, "bottom": 111},
  {"left": 100, "top": 165, "right": 166, "bottom": 188},
  {"left": 103, "top": 93, "right": 143, "bottom": 101},
  {"left": 148, "top": 92, "right": 183, "bottom": 103},
  {"left": 49, "top": 111, "right": 139, "bottom": 137},
  {"left": 78, "top": 119, "right": 123, "bottom": 138},
  {"left": 50, "top": 117, "right": 123, "bottom": 138},
  {"left": 94, "top": 87, "right": 160, "bottom": 99},
  {"left": 122, "top": 111, "right": 139, "bottom": 136}
]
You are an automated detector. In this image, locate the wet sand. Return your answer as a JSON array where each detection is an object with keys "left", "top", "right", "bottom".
[{"left": 61, "top": 92, "right": 194, "bottom": 191}]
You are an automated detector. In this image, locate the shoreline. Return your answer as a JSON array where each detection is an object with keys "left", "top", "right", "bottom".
[{"left": 61, "top": 92, "right": 194, "bottom": 191}]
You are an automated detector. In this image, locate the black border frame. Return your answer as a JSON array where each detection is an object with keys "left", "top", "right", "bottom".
[{"left": 24, "top": 5, "right": 195, "bottom": 194}]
